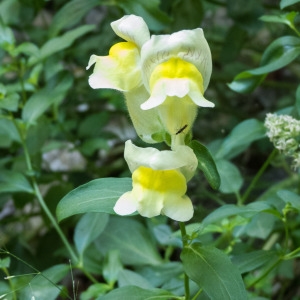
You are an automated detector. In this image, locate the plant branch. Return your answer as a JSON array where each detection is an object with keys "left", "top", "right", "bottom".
[{"left": 179, "top": 222, "right": 190, "bottom": 300}]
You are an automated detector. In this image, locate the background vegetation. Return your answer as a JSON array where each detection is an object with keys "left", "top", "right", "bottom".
[{"left": 0, "top": 0, "right": 300, "bottom": 299}]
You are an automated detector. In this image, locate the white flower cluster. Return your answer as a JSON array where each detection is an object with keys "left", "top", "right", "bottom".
[{"left": 265, "top": 113, "right": 300, "bottom": 169}]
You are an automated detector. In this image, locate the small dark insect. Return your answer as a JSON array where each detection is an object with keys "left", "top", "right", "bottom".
[{"left": 176, "top": 124, "right": 188, "bottom": 135}]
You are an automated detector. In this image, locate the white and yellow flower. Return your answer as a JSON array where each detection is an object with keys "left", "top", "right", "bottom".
[
  {"left": 86, "top": 15, "right": 149, "bottom": 91},
  {"left": 139, "top": 29, "right": 214, "bottom": 138},
  {"left": 87, "top": 15, "right": 214, "bottom": 147},
  {"left": 114, "top": 140, "right": 198, "bottom": 221}
]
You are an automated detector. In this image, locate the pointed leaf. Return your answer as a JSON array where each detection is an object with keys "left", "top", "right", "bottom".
[
  {"left": 95, "top": 216, "right": 162, "bottom": 266},
  {"left": 277, "top": 189, "right": 300, "bottom": 211},
  {"left": 259, "top": 12, "right": 298, "bottom": 29},
  {"left": 118, "top": 269, "right": 153, "bottom": 289},
  {"left": 280, "top": 0, "right": 300, "bottom": 9},
  {"left": 0, "top": 170, "right": 33, "bottom": 194},
  {"left": 74, "top": 212, "right": 109, "bottom": 257},
  {"left": 19, "top": 264, "right": 70, "bottom": 300},
  {"left": 232, "top": 250, "right": 278, "bottom": 274},
  {"left": 229, "top": 36, "right": 300, "bottom": 93},
  {"left": 189, "top": 140, "right": 220, "bottom": 189},
  {"left": 28, "top": 25, "right": 95, "bottom": 66},
  {"left": 216, "top": 160, "right": 243, "bottom": 194},
  {"left": 50, "top": 0, "right": 99, "bottom": 36},
  {"left": 103, "top": 250, "right": 123, "bottom": 285},
  {"left": 56, "top": 178, "right": 132, "bottom": 222},
  {"left": 216, "top": 119, "right": 266, "bottom": 160},
  {"left": 202, "top": 202, "right": 272, "bottom": 226},
  {"left": 181, "top": 243, "right": 247, "bottom": 300},
  {"left": 96, "top": 286, "right": 174, "bottom": 300}
]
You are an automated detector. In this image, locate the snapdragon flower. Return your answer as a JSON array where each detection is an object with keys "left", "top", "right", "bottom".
[
  {"left": 86, "top": 15, "right": 150, "bottom": 91},
  {"left": 87, "top": 15, "right": 214, "bottom": 146},
  {"left": 114, "top": 140, "right": 198, "bottom": 221},
  {"left": 139, "top": 29, "right": 214, "bottom": 140}
]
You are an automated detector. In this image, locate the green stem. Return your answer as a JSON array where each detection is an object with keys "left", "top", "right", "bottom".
[
  {"left": 284, "top": 246, "right": 300, "bottom": 260},
  {"left": 241, "top": 149, "right": 277, "bottom": 204},
  {"left": 32, "top": 180, "right": 78, "bottom": 263},
  {"left": 2, "top": 267, "right": 17, "bottom": 300},
  {"left": 179, "top": 222, "right": 190, "bottom": 300},
  {"left": 247, "top": 257, "right": 281, "bottom": 289},
  {"left": 12, "top": 118, "right": 99, "bottom": 284},
  {"left": 11, "top": 117, "right": 78, "bottom": 264},
  {"left": 191, "top": 288, "right": 203, "bottom": 300},
  {"left": 1, "top": 249, "right": 73, "bottom": 300}
]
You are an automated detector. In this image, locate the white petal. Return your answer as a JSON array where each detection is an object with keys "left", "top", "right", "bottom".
[
  {"left": 86, "top": 54, "right": 97, "bottom": 70},
  {"left": 164, "top": 79, "right": 189, "bottom": 97},
  {"left": 140, "top": 93, "right": 166, "bottom": 110},
  {"left": 188, "top": 81, "right": 214, "bottom": 108},
  {"left": 87, "top": 52, "right": 141, "bottom": 91},
  {"left": 124, "top": 140, "right": 159, "bottom": 173},
  {"left": 114, "top": 191, "right": 137, "bottom": 215},
  {"left": 162, "top": 195, "right": 194, "bottom": 222},
  {"left": 124, "top": 140, "right": 198, "bottom": 180},
  {"left": 111, "top": 15, "right": 150, "bottom": 48},
  {"left": 137, "top": 191, "right": 164, "bottom": 218},
  {"left": 141, "top": 28, "right": 212, "bottom": 91}
]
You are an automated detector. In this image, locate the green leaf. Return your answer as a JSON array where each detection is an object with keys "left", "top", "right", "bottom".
[
  {"left": 81, "top": 283, "right": 111, "bottom": 300},
  {"left": 259, "top": 12, "right": 298, "bottom": 29},
  {"left": 137, "top": 262, "right": 183, "bottom": 287},
  {"left": 22, "top": 77, "right": 73, "bottom": 127},
  {"left": 19, "top": 264, "right": 70, "bottom": 300},
  {"left": 0, "top": 118, "right": 20, "bottom": 147},
  {"left": 50, "top": 0, "right": 100, "bottom": 36},
  {"left": 12, "top": 42, "right": 39, "bottom": 57},
  {"left": 215, "top": 160, "right": 243, "bottom": 194},
  {"left": 229, "top": 36, "right": 300, "bottom": 93},
  {"left": 0, "top": 93, "right": 19, "bottom": 112},
  {"left": 56, "top": 178, "right": 132, "bottom": 222},
  {"left": 96, "top": 286, "right": 174, "bottom": 300},
  {"left": 107, "top": 0, "right": 171, "bottom": 31},
  {"left": 202, "top": 202, "right": 272, "bottom": 226},
  {"left": 118, "top": 269, "right": 153, "bottom": 289},
  {"left": 280, "top": 0, "right": 300, "bottom": 9},
  {"left": 227, "top": 73, "right": 266, "bottom": 94},
  {"left": 0, "top": 0, "right": 20, "bottom": 25},
  {"left": 181, "top": 243, "right": 247, "bottom": 300},
  {"left": 0, "top": 22, "right": 15, "bottom": 49},
  {"left": 189, "top": 140, "right": 220, "bottom": 190},
  {"left": 28, "top": 24, "right": 95, "bottom": 66},
  {"left": 78, "top": 112, "right": 109, "bottom": 138},
  {"left": 103, "top": 250, "right": 123, "bottom": 285},
  {"left": 295, "top": 85, "right": 300, "bottom": 117},
  {"left": 0, "top": 170, "right": 33, "bottom": 194},
  {"left": 277, "top": 189, "right": 300, "bottom": 211},
  {"left": 232, "top": 250, "right": 277, "bottom": 274},
  {"left": 245, "top": 212, "right": 277, "bottom": 239},
  {"left": 0, "top": 257, "right": 10, "bottom": 268},
  {"left": 95, "top": 216, "right": 162, "bottom": 266},
  {"left": 216, "top": 119, "right": 266, "bottom": 160},
  {"left": 74, "top": 212, "right": 109, "bottom": 258}
]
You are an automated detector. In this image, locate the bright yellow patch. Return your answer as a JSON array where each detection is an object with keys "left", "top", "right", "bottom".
[
  {"left": 150, "top": 57, "right": 204, "bottom": 93},
  {"left": 109, "top": 42, "right": 137, "bottom": 58},
  {"left": 133, "top": 166, "right": 186, "bottom": 194}
]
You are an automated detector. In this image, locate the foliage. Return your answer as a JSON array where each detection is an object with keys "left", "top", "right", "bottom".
[{"left": 0, "top": 0, "right": 300, "bottom": 299}]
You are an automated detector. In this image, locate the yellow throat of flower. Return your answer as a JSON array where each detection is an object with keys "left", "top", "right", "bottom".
[
  {"left": 133, "top": 166, "right": 186, "bottom": 194},
  {"left": 109, "top": 41, "right": 139, "bottom": 64},
  {"left": 149, "top": 57, "right": 205, "bottom": 93}
]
